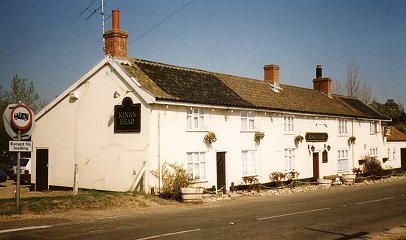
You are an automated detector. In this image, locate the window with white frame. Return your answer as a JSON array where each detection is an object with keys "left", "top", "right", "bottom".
[
  {"left": 369, "top": 147, "right": 378, "bottom": 160},
  {"left": 187, "top": 108, "right": 204, "bottom": 130},
  {"left": 338, "top": 119, "right": 348, "bottom": 135},
  {"left": 337, "top": 149, "right": 349, "bottom": 172},
  {"left": 284, "top": 148, "right": 295, "bottom": 171},
  {"left": 392, "top": 148, "right": 396, "bottom": 161},
  {"left": 284, "top": 115, "right": 294, "bottom": 133},
  {"left": 241, "top": 111, "right": 255, "bottom": 130},
  {"left": 187, "top": 152, "right": 206, "bottom": 180},
  {"left": 370, "top": 121, "right": 377, "bottom": 134},
  {"left": 242, "top": 150, "right": 256, "bottom": 175}
]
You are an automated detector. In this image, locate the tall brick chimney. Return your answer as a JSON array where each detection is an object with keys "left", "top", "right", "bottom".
[
  {"left": 103, "top": 10, "right": 128, "bottom": 58},
  {"left": 313, "top": 65, "right": 332, "bottom": 97},
  {"left": 264, "top": 64, "right": 280, "bottom": 88}
]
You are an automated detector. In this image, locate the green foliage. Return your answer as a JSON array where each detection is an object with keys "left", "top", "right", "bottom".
[
  {"left": 204, "top": 131, "right": 217, "bottom": 144},
  {"left": 370, "top": 99, "right": 406, "bottom": 134},
  {"left": 254, "top": 131, "right": 265, "bottom": 143},
  {"left": 151, "top": 163, "right": 192, "bottom": 201}
]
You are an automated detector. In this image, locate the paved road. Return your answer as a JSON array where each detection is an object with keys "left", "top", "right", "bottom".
[{"left": 1, "top": 180, "right": 405, "bottom": 240}]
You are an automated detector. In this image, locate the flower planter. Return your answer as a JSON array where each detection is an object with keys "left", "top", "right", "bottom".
[
  {"left": 317, "top": 179, "right": 332, "bottom": 187},
  {"left": 342, "top": 174, "right": 356, "bottom": 183},
  {"left": 180, "top": 187, "right": 204, "bottom": 203}
]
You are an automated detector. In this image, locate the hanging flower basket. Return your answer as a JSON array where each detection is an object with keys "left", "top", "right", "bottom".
[
  {"left": 294, "top": 135, "right": 304, "bottom": 145},
  {"left": 254, "top": 131, "right": 265, "bottom": 143},
  {"left": 348, "top": 136, "right": 356, "bottom": 145},
  {"left": 204, "top": 131, "right": 217, "bottom": 144}
]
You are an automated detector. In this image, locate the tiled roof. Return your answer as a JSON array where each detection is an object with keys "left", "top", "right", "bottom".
[
  {"left": 386, "top": 127, "right": 406, "bottom": 142},
  {"left": 336, "top": 96, "right": 390, "bottom": 120},
  {"left": 121, "top": 58, "right": 389, "bottom": 120}
]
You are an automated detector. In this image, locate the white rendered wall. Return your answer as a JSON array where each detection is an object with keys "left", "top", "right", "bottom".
[{"left": 32, "top": 65, "right": 151, "bottom": 192}]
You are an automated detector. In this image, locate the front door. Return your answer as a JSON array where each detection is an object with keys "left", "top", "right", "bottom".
[
  {"left": 216, "top": 152, "right": 226, "bottom": 193},
  {"left": 401, "top": 148, "right": 406, "bottom": 171},
  {"left": 313, "top": 152, "right": 320, "bottom": 180},
  {"left": 36, "top": 149, "right": 49, "bottom": 191}
]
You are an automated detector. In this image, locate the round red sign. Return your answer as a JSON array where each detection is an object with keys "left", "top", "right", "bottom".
[{"left": 10, "top": 105, "right": 33, "bottom": 130}]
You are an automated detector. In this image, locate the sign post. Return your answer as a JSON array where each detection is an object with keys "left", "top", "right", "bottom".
[{"left": 3, "top": 101, "right": 35, "bottom": 214}]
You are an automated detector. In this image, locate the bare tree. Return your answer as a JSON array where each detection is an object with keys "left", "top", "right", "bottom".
[
  {"left": 333, "top": 63, "right": 374, "bottom": 104},
  {"left": 345, "top": 63, "right": 362, "bottom": 97},
  {"left": 332, "top": 79, "right": 344, "bottom": 95}
]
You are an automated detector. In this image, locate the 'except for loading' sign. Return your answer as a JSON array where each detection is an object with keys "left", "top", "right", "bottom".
[{"left": 10, "top": 105, "right": 33, "bottom": 130}]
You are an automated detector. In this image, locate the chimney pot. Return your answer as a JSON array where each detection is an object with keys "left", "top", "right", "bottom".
[
  {"left": 264, "top": 64, "right": 280, "bottom": 88},
  {"left": 112, "top": 9, "right": 120, "bottom": 30},
  {"left": 316, "top": 64, "right": 322, "bottom": 78}
]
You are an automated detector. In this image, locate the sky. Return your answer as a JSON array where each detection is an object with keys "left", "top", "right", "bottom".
[{"left": 1, "top": 0, "right": 406, "bottom": 106}]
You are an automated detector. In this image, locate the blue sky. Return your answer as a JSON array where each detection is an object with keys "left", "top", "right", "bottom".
[{"left": 1, "top": 0, "right": 406, "bottom": 106}]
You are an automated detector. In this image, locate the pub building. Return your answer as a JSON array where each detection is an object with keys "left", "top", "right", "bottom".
[{"left": 31, "top": 10, "right": 401, "bottom": 192}]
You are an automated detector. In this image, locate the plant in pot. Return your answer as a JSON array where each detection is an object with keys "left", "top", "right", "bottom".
[
  {"left": 204, "top": 131, "right": 217, "bottom": 144},
  {"left": 294, "top": 135, "right": 304, "bottom": 145},
  {"left": 242, "top": 176, "right": 259, "bottom": 192},
  {"left": 348, "top": 136, "right": 356, "bottom": 145},
  {"left": 286, "top": 170, "right": 300, "bottom": 187},
  {"left": 269, "top": 171, "right": 286, "bottom": 188},
  {"left": 254, "top": 131, "right": 265, "bottom": 144}
]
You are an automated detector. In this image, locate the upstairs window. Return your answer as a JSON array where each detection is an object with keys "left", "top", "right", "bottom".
[
  {"left": 187, "top": 152, "right": 206, "bottom": 180},
  {"left": 187, "top": 108, "right": 204, "bottom": 130},
  {"left": 370, "top": 121, "right": 377, "bottom": 134},
  {"left": 338, "top": 119, "right": 348, "bottom": 136},
  {"left": 241, "top": 111, "right": 255, "bottom": 131},
  {"left": 284, "top": 115, "right": 294, "bottom": 133}
]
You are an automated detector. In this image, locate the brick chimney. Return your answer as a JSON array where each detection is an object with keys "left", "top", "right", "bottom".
[
  {"left": 264, "top": 64, "right": 280, "bottom": 88},
  {"left": 103, "top": 10, "right": 128, "bottom": 58},
  {"left": 313, "top": 65, "right": 332, "bottom": 97}
]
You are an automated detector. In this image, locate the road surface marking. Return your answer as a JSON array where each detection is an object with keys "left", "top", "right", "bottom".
[
  {"left": 257, "top": 207, "right": 331, "bottom": 220},
  {"left": 0, "top": 225, "right": 52, "bottom": 234},
  {"left": 135, "top": 229, "right": 201, "bottom": 240},
  {"left": 356, "top": 197, "right": 395, "bottom": 205}
]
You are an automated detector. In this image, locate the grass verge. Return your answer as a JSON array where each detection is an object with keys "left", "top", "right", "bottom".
[{"left": 0, "top": 190, "right": 173, "bottom": 217}]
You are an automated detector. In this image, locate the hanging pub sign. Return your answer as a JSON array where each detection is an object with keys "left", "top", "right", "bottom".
[
  {"left": 114, "top": 97, "right": 141, "bottom": 133},
  {"left": 305, "top": 132, "right": 328, "bottom": 142}
]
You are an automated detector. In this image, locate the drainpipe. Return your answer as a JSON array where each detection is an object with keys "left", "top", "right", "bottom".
[
  {"left": 351, "top": 120, "right": 355, "bottom": 171},
  {"left": 158, "top": 112, "right": 161, "bottom": 192}
]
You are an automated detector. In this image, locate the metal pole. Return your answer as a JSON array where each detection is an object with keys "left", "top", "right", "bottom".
[{"left": 16, "top": 130, "right": 21, "bottom": 214}]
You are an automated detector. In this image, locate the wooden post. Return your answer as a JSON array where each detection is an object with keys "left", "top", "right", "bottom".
[
  {"left": 16, "top": 130, "right": 21, "bottom": 214},
  {"left": 73, "top": 164, "right": 79, "bottom": 195}
]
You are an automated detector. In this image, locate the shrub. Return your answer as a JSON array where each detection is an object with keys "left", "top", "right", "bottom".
[
  {"left": 362, "top": 155, "right": 384, "bottom": 177},
  {"left": 355, "top": 155, "right": 384, "bottom": 177},
  {"left": 151, "top": 163, "right": 192, "bottom": 201}
]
